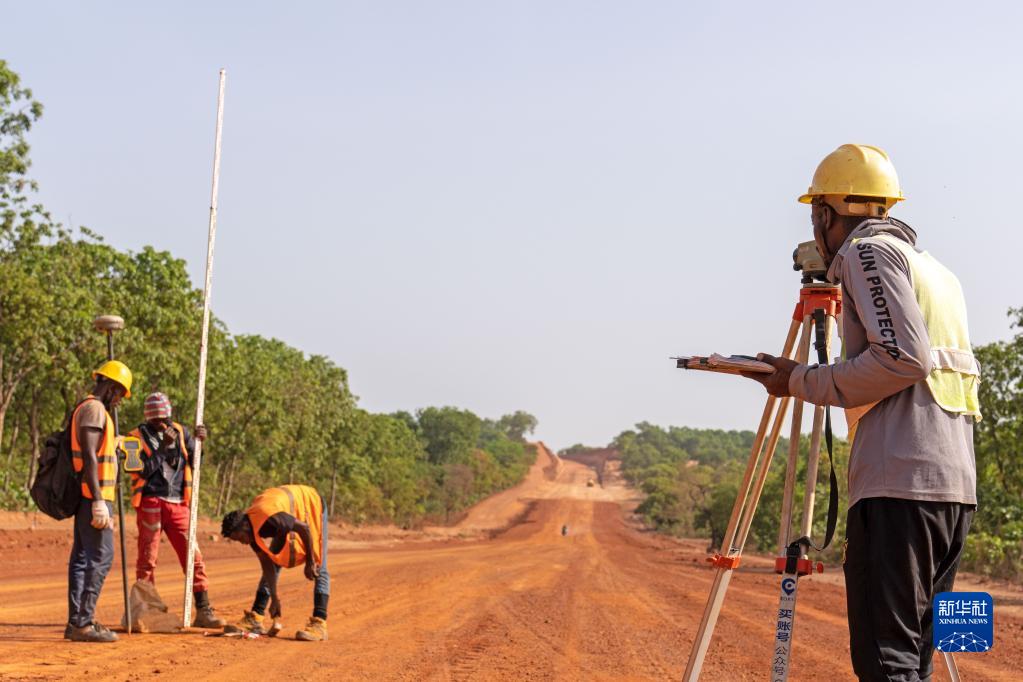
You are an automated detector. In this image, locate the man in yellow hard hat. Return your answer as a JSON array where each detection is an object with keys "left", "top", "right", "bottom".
[
  {"left": 66, "top": 360, "right": 132, "bottom": 643},
  {"left": 744, "top": 144, "right": 979, "bottom": 680}
]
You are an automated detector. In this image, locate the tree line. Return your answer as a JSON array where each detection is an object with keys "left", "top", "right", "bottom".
[
  {"left": 591, "top": 312, "right": 1023, "bottom": 578},
  {"left": 0, "top": 60, "right": 539, "bottom": 526}
]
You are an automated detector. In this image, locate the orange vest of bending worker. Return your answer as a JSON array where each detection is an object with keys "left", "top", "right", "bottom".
[
  {"left": 126, "top": 422, "right": 193, "bottom": 509},
  {"left": 69, "top": 397, "right": 118, "bottom": 502},
  {"left": 246, "top": 485, "right": 324, "bottom": 568}
]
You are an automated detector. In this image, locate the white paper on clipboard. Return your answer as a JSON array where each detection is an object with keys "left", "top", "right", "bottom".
[{"left": 673, "top": 353, "right": 776, "bottom": 375}]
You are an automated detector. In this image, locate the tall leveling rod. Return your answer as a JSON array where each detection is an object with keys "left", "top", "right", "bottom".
[
  {"left": 681, "top": 278, "right": 840, "bottom": 681},
  {"left": 182, "top": 68, "right": 226, "bottom": 628},
  {"left": 93, "top": 314, "right": 132, "bottom": 635}
]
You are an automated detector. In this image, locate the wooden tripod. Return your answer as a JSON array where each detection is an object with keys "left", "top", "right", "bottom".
[{"left": 682, "top": 281, "right": 840, "bottom": 680}]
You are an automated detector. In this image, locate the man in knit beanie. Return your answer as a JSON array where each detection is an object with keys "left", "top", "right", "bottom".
[{"left": 126, "top": 392, "right": 225, "bottom": 629}]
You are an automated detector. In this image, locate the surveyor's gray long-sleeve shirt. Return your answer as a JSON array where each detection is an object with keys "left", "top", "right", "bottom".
[{"left": 788, "top": 219, "right": 976, "bottom": 507}]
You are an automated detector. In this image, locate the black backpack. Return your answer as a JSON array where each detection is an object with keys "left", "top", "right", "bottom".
[{"left": 30, "top": 399, "right": 88, "bottom": 520}]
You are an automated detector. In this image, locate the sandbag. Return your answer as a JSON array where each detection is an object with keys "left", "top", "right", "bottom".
[{"left": 121, "top": 580, "right": 181, "bottom": 633}]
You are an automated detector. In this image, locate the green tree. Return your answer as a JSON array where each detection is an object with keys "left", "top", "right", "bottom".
[
  {"left": 417, "top": 406, "right": 481, "bottom": 465},
  {"left": 0, "top": 60, "right": 42, "bottom": 192},
  {"left": 965, "top": 308, "right": 1023, "bottom": 577},
  {"left": 496, "top": 410, "right": 538, "bottom": 442}
]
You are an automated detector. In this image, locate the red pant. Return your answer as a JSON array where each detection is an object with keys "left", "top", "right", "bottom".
[{"left": 136, "top": 496, "right": 209, "bottom": 593}]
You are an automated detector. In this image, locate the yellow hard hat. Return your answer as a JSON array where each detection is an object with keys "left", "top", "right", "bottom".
[
  {"left": 798, "top": 144, "right": 904, "bottom": 214},
  {"left": 93, "top": 360, "right": 133, "bottom": 398}
]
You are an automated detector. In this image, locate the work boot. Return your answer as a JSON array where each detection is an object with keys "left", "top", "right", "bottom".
[
  {"left": 224, "top": 610, "right": 264, "bottom": 635},
  {"left": 65, "top": 622, "right": 111, "bottom": 640},
  {"left": 295, "top": 616, "right": 327, "bottom": 642},
  {"left": 192, "top": 605, "right": 226, "bottom": 629},
  {"left": 69, "top": 622, "right": 118, "bottom": 643}
]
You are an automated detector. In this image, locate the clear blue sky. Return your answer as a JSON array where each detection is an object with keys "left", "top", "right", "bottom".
[{"left": 6, "top": 2, "right": 1021, "bottom": 448}]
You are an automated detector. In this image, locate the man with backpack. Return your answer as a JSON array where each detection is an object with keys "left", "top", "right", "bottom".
[
  {"left": 66, "top": 360, "right": 133, "bottom": 643},
  {"left": 127, "top": 392, "right": 225, "bottom": 629}
]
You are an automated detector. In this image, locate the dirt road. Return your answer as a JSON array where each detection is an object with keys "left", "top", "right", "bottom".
[{"left": 1, "top": 445, "right": 1019, "bottom": 680}]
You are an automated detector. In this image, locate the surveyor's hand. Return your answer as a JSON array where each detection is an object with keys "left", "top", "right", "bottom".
[
  {"left": 160, "top": 423, "right": 177, "bottom": 448},
  {"left": 269, "top": 596, "right": 282, "bottom": 619},
  {"left": 90, "top": 500, "right": 113, "bottom": 530},
  {"left": 741, "top": 353, "right": 798, "bottom": 397},
  {"left": 195, "top": 424, "right": 207, "bottom": 441},
  {"left": 304, "top": 560, "right": 320, "bottom": 582}
]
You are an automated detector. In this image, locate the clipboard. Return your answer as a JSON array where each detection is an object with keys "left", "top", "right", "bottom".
[{"left": 673, "top": 353, "right": 775, "bottom": 375}]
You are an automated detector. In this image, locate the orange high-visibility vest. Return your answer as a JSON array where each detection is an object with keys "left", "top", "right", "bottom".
[
  {"left": 69, "top": 396, "right": 117, "bottom": 502},
  {"left": 126, "top": 422, "right": 193, "bottom": 508},
  {"left": 246, "top": 485, "right": 324, "bottom": 568}
]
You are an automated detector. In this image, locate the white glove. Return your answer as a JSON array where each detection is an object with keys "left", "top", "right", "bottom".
[{"left": 91, "top": 501, "right": 113, "bottom": 530}]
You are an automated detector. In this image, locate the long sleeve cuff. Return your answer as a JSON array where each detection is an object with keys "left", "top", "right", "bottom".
[
  {"left": 788, "top": 363, "right": 813, "bottom": 402},
  {"left": 788, "top": 363, "right": 839, "bottom": 406}
]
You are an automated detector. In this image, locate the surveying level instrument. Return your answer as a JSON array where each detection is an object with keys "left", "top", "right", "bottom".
[{"left": 792, "top": 239, "right": 828, "bottom": 282}]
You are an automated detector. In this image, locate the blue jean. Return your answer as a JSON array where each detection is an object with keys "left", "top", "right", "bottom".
[
  {"left": 67, "top": 499, "right": 114, "bottom": 628},
  {"left": 252, "top": 505, "right": 330, "bottom": 618}
]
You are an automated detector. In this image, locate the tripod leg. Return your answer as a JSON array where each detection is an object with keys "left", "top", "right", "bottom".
[
  {"left": 683, "top": 398, "right": 786, "bottom": 681},
  {"left": 800, "top": 314, "right": 834, "bottom": 538},
  {"left": 718, "top": 316, "right": 802, "bottom": 555},
  {"left": 682, "top": 317, "right": 801, "bottom": 681},
  {"left": 735, "top": 317, "right": 810, "bottom": 552},
  {"left": 777, "top": 316, "right": 813, "bottom": 552},
  {"left": 735, "top": 324, "right": 817, "bottom": 554},
  {"left": 943, "top": 651, "right": 962, "bottom": 682},
  {"left": 685, "top": 396, "right": 794, "bottom": 681},
  {"left": 800, "top": 404, "right": 825, "bottom": 537},
  {"left": 683, "top": 565, "right": 735, "bottom": 681},
  {"left": 735, "top": 393, "right": 791, "bottom": 551}
]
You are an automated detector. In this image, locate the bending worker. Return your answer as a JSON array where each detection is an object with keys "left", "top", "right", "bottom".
[
  {"left": 66, "top": 361, "right": 132, "bottom": 643},
  {"left": 744, "top": 144, "right": 979, "bottom": 681},
  {"left": 221, "top": 484, "right": 330, "bottom": 641},
  {"left": 127, "top": 392, "right": 225, "bottom": 629}
]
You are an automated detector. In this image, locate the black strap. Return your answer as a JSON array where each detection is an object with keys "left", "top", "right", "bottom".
[
  {"left": 793, "top": 309, "right": 839, "bottom": 553},
  {"left": 64, "top": 397, "right": 93, "bottom": 431}
]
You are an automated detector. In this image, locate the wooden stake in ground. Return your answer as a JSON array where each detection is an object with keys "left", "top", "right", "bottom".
[{"left": 182, "top": 68, "right": 226, "bottom": 629}]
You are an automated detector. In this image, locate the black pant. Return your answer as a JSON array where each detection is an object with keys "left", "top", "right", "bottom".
[
  {"left": 67, "top": 499, "right": 114, "bottom": 628},
  {"left": 844, "top": 498, "right": 973, "bottom": 682}
]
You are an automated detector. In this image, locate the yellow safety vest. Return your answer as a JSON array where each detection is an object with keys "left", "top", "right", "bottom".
[{"left": 845, "top": 234, "right": 981, "bottom": 436}]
